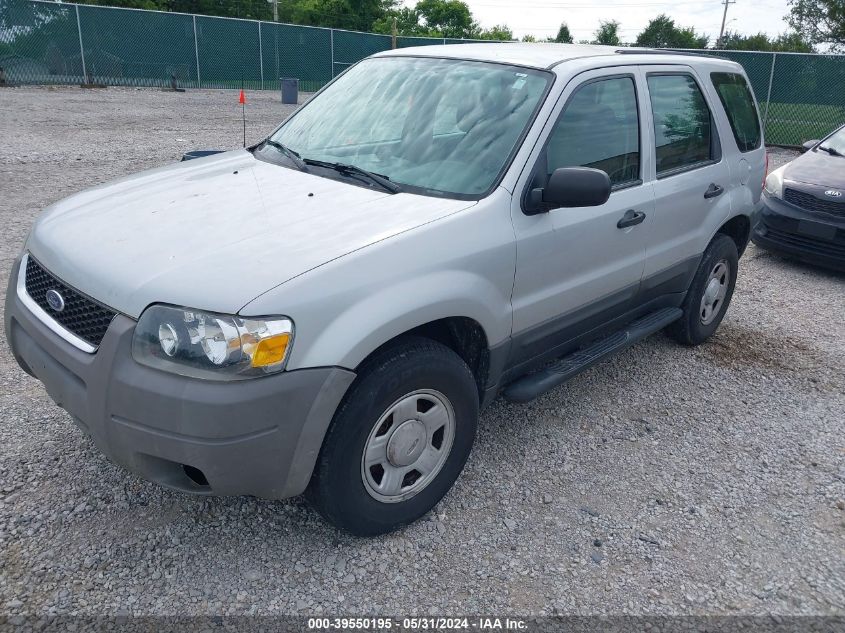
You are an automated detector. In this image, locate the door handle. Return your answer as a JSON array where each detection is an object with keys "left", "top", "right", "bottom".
[
  {"left": 704, "top": 183, "right": 725, "bottom": 199},
  {"left": 617, "top": 209, "right": 646, "bottom": 229}
]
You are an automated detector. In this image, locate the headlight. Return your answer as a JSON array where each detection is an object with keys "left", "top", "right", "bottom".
[
  {"left": 764, "top": 165, "right": 786, "bottom": 199},
  {"left": 132, "top": 304, "right": 294, "bottom": 380}
]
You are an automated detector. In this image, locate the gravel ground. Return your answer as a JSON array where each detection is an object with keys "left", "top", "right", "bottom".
[{"left": 0, "top": 86, "right": 843, "bottom": 618}]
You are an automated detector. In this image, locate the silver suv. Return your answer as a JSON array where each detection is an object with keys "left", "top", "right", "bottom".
[{"left": 4, "top": 44, "right": 766, "bottom": 535}]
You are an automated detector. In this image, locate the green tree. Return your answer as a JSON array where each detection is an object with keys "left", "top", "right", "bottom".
[
  {"left": 478, "top": 24, "right": 513, "bottom": 41},
  {"left": 772, "top": 31, "right": 815, "bottom": 52},
  {"left": 593, "top": 20, "right": 621, "bottom": 46},
  {"left": 787, "top": 0, "right": 845, "bottom": 51},
  {"left": 522, "top": 34, "right": 537, "bottom": 42},
  {"left": 372, "top": 7, "right": 425, "bottom": 35},
  {"left": 719, "top": 31, "right": 774, "bottom": 50},
  {"left": 552, "top": 22, "right": 574, "bottom": 44},
  {"left": 635, "top": 14, "right": 708, "bottom": 49},
  {"left": 720, "top": 30, "right": 813, "bottom": 52},
  {"left": 415, "top": 0, "right": 478, "bottom": 38},
  {"left": 283, "top": 0, "right": 398, "bottom": 31},
  {"left": 375, "top": 0, "right": 503, "bottom": 39}
]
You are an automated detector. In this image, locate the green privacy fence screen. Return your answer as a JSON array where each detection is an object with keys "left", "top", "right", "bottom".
[
  {"left": 0, "top": 0, "right": 489, "bottom": 92},
  {"left": 2, "top": 0, "right": 844, "bottom": 146},
  {"left": 672, "top": 48, "right": 845, "bottom": 146}
]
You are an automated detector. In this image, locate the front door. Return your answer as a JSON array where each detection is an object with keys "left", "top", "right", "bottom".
[{"left": 509, "top": 67, "right": 653, "bottom": 369}]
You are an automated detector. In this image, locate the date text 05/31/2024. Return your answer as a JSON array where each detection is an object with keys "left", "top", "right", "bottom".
[{"left": 307, "top": 617, "right": 528, "bottom": 630}]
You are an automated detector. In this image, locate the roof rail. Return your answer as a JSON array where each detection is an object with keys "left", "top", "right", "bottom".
[{"left": 614, "top": 48, "right": 709, "bottom": 56}]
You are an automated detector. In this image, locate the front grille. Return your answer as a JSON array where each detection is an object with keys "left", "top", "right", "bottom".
[
  {"left": 24, "top": 256, "right": 116, "bottom": 348},
  {"left": 784, "top": 188, "right": 845, "bottom": 217}
]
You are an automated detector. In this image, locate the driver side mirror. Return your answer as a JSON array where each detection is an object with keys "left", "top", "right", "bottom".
[
  {"left": 530, "top": 167, "right": 611, "bottom": 212},
  {"left": 801, "top": 139, "right": 820, "bottom": 153}
]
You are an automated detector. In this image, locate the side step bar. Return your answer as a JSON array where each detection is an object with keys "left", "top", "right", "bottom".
[{"left": 502, "top": 307, "right": 683, "bottom": 403}]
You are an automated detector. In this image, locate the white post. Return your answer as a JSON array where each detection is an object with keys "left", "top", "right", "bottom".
[
  {"left": 258, "top": 21, "right": 264, "bottom": 90},
  {"left": 330, "top": 29, "right": 335, "bottom": 78},
  {"left": 75, "top": 4, "right": 87, "bottom": 83},
  {"left": 763, "top": 52, "right": 777, "bottom": 130},
  {"left": 193, "top": 15, "right": 201, "bottom": 87}
]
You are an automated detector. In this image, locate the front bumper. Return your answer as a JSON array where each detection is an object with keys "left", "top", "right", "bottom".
[
  {"left": 4, "top": 258, "right": 355, "bottom": 499},
  {"left": 751, "top": 193, "right": 845, "bottom": 271}
]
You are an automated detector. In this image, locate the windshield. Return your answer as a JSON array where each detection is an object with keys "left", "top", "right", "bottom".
[
  {"left": 269, "top": 56, "right": 551, "bottom": 197},
  {"left": 819, "top": 126, "right": 845, "bottom": 156}
]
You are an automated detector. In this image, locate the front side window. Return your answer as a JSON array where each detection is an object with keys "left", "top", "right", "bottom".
[
  {"left": 268, "top": 57, "right": 551, "bottom": 197},
  {"left": 647, "top": 74, "right": 714, "bottom": 175},
  {"left": 545, "top": 76, "right": 641, "bottom": 187},
  {"left": 711, "top": 72, "right": 761, "bottom": 152}
]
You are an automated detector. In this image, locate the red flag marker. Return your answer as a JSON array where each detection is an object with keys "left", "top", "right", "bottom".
[{"left": 239, "top": 89, "right": 246, "bottom": 147}]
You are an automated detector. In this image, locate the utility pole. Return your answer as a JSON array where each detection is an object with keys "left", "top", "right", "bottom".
[
  {"left": 271, "top": 0, "right": 279, "bottom": 90},
  {"left": 718, "top": 0, "right": 736, "bottom": 48},
  {"left": 391, "top": 17, "right": 398, "bottom": 49}
]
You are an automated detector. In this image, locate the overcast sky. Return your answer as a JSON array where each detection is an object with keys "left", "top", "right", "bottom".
[{"left": 402, "top": 0, "right": 795, "bottom": 44}]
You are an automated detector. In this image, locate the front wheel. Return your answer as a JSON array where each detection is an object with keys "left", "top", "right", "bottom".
[
  {"left": 306, "top": 337, "right": 479, "bottom": 536},
  {"left": 669, "top": 234, "right": 739, "bottom": 346}
]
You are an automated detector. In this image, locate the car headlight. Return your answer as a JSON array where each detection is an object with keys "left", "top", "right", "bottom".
[
  {"left": 764, "top": 165, "right": 786, "bottom": 199},
  {"left": 132, "top": 304, "right": 293, "bottom": 380}
]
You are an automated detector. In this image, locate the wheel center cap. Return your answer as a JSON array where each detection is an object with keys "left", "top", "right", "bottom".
[
  {"left": 704, "top": 278, "right": 720, "bottom": 304},
  {"left": 386, "top": 420, "right": 427, "bottom": 467}
]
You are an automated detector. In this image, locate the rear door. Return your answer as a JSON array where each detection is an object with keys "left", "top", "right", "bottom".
[
  {"left": 641, "top": 66, "right": 733, "bottom": 300},
  {"left": 709, "top": 69, "right": 767, "bottom": 216}
]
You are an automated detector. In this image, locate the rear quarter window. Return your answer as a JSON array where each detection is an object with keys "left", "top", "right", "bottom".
[{"left": 711, "top": 72, "right": 761, "bottom": 152}]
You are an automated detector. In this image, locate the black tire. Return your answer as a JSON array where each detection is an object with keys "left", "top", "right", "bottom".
[
  {"left": 669, "top": 234, "right": 739, "bottom": 346},
  {"left": 306, "top": 336, "right": 479, "bottom": 536}
]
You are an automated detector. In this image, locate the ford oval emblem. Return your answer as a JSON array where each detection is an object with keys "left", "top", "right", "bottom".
[
  {"left": 824, "top": 190, "right": 842, "bottom": 198},
  {"left": 45, "top": 289, "right": 65, "bottom": 312}
]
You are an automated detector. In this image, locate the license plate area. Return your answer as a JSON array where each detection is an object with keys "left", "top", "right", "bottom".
[{"left": 797, "top": 220, "right": 836, "bottom": 241}]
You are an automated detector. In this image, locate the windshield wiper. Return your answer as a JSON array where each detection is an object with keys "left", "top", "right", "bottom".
[
  {"left": 303, "top": 158, "right": 401, "bottom": 194},
  {"left": 818, "top": 145, "right": 843, "bottom": 157},
  {"left": 261, "top": 139, "right": 308, "bottom": 171}
]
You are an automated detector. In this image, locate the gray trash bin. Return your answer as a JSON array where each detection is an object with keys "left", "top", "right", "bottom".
[{"left": 280, "top": 77, "right": 299, "bottom": 105}]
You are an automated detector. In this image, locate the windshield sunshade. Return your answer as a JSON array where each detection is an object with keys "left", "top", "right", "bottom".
[{"left": 269, "top": 57, "right": 551, "bottom": 198}]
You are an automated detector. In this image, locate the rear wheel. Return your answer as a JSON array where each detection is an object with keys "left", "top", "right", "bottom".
[
  {"left": 307, "top": 337, "right": 479, "bottom": 536},
  {"left": 669, "top": 234, "right": 738, "bottom": 345}
]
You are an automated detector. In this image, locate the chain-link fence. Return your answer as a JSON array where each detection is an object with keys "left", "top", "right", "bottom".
[
  {"left": 0, "top": 0, "right": 496, "bottom": 92},
  {"left": 2, "top": 0, "right": 844, "bottom": 146},
  {"left": 674, "top": 48, "right": 845, "bottom": 147}
]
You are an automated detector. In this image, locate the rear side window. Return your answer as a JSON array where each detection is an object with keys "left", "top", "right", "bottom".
[
  {"left": 546, "top": 76, "right": 640, "bottom": 187},
  {"left": 647, "top": 74, "right": 713, "bottom": 176},
  {"left": 711, "top": 72, "right": 761, "bottom": 152}
]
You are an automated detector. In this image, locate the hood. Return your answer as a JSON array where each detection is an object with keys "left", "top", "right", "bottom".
[
  {"left": 783, "top": 148, "right": 845, "bottom": 188},
  {"left": 27, "top": 150, "right": 474, "bottom": 318}
]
